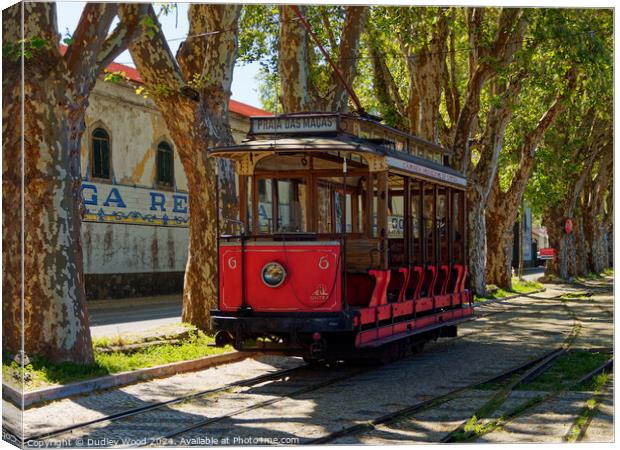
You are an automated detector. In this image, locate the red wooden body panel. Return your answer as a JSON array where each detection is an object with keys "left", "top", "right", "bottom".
[
  {"left": 377, "top": 304, "right": 392, "bottom": 321},
  {"left": 352, "top": 291, "right": 471, "bottom": 327},
  {"left": 355, "top": 307, "right": 474, "bottom": 347},
  {"left": 393, "top": 301, "right": 414, "bottom": 318},
  {"left": 219, "top": 243, "right": 341, "bottom": 312}
]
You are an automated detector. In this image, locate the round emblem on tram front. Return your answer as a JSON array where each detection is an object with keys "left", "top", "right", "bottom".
[{"left": 261, "top": 262, "right": 287, "bottom": 288}]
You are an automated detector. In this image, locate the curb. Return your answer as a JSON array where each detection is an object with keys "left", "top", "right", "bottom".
[
  {"left": 474, "top": 288, "right": 546, "bottom": 308},
  {"left": 2, "top": 351, "right": 253, "bottom": 409}
]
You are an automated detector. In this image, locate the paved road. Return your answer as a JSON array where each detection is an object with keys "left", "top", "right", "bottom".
[
  {"left": 89, "top": 296, "right": 182, "bottom": 337},
  {"left": 520, "top": 266, "right": 546, "bottom": 281}
]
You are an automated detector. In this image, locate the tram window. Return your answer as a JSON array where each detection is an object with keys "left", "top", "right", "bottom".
[
  {"left": 370, "top": 176, "right": 381, "bottom": 238},
  {"left": 317, "top": 182, "right": 333, "bottom": 233},
  {"left": 410, "top": 181, "right": 422, "bottom": 265},
  {"left": 276, "top": 179, "right": 307, "bottom": 232},
  {"left": 452, "top": 190, "right": 464, "bottom": 263},
  {"left": 437, "top": 186, "right": 448, "bottom": 263},
  {"left": 257, "top": 179, "right": 273, "bottom": 233},
  {"left": 335, "top": 191, "right": 345, "bottom": 233},
  {"left": 424, "top": 184, "right": 436, "bottom": 263},
  {"left": 388, "top": 179, "right": 405, "bottom": 239},
  {"left": 316, "top": 176, "right": 365, "bottom": 234}
]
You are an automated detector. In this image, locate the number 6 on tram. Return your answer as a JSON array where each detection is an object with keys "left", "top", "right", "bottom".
[{"left": 210, "top": 112, "right": 473, "bottom": 362}]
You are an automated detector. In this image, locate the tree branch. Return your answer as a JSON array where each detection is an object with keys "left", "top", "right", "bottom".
[
  {"left": 320, "top": 6, "right": 338, "bottom": 51},
  {"left": 330, "top": 6, "right": 369, "bottom": 111},
  {"left": 452, "top": 8, "right": 526, "bottom": 173},
  {"left": 64, "top": 3, "right": 118, "bottom": 94},
  {"left": 96, "top": 3, "right": 149, "bottom": 73},
  {"left": 500, "top": 66, "right": 579, "bottom": 210}
]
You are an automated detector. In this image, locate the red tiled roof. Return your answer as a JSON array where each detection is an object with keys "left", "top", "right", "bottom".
[
  {"left": 59, "top": 44, "right": 270, "bottom": 117},
  {"left": 106, "top": 61, "right": 143, "bottom": 83},
  {"left": 229, "top": 99, "right": 272, "bottom": 117}
]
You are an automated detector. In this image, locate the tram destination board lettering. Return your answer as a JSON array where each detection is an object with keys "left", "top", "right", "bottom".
[
  {"left": 251, "top": 115, "right": 338, "bottom": 134},
  {"left": 387, "top": 157, "right": 467, "bottom": 187}
]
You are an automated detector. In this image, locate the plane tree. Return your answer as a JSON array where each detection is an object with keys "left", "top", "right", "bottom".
[
  {"left": 126, "top": 3, "right": 242, "bottom": 329},
  {"left": 485, "top": 8, "right": 612, "bottom": 288},
  {"left": 238, "top": 4, "right": 369, "bottom": 113},
  {"left": 2, "top": 2, "right": 146, "bottom": 363}
]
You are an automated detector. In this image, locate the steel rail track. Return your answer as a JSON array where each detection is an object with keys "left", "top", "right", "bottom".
[
  {"left": 137, "top": 367, "right": 372, "bottom": 447},
  {"left": 571, "top": 372, "right": 614, "bottom": 442},
  {"left": 443, "top": 357, "right": 614, "bottom": 444},
  {"left": 439, "top": 288, "right": 612, "bottom": 444},
  {"left": 23, "top": 363, "right": 308, "bottom": 444},
  {"left": 141, "top": 289, "right": 592, "bottom": 445},
  {"left": 305, "top": 347, "right": 568, "bottom": 445}
]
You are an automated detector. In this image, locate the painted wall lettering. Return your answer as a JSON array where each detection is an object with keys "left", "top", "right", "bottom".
[
  {"left": 103, "top": 187, "right": 127, "bottom": 208},
  {"left": 150, "top": 193, "right": 166, "bottom": 211},
  {"left": 81, "top": 182, "right": 189, "bottom": 227},
  {"left": 172, "top": 194, "right": 188, "bottom": 213},
  {"left": 81, "top": 183, "right": 98, "bottom": 205}
]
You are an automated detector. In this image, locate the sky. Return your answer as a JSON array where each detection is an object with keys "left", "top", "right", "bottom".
[{"left": 55, "top": 1, "right": 263, "bottom": 107}]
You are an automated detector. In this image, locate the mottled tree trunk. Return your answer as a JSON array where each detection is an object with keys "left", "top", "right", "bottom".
[
  {"left": 278, "top": 5, "right": 368, "bottom": 113},
  {"left": 278, "top": 5, "right": 311, "bottom": 112},
  {"left": 484, "top": 68, "right": 577, "bottom": 289},
  {"left": 574, "top": 216, "right": 589, "bottom": 277},
  {"left": 466, "top": 76, "right": 523, "bottom": 294},
  {"left": 129, "top": 4, "right": 241, "bottom": 329},
  {"left": 329, "top": 7, "right": 369, "bottom": 112},
  {"left": 2, "top": 2, "right": 143, "bottom": 362},
  {"left": 485, "top": 177, "right": 517, "bottom": 289},
  {"left": 401, "top": 9, "right": 449, "bottom": 142},
  {"left": 591, "top": 226, "right": 609, "bottom": 274},
  {"left": 466, "top": 189, "right": 488, "bottom": 294}
]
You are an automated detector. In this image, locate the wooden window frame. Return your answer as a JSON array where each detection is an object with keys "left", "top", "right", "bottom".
[
  {"left": 156, "top": 140, "right": 174, "bottom": 190},
  {"left": 90, "top": 125, "right": 112, "bottom": 182}
]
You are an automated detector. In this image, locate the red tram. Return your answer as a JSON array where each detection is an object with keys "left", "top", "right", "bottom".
[{"left": 211, "top": 112, "right": 473, "bottom": 362}]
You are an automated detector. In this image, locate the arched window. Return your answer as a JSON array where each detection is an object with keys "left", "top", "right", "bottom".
[
  {"left": 91, "top": 128, "right": 110, "bottom": 179},
  {"left": 156, "top": 141, "right": 174, "bottom": 187}
]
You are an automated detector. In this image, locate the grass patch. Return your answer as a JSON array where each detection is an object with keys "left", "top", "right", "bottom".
[
  {"left": 517, "top": 351, "right": 610, "bottom": 392},
  {"left": 560, "top": 291, "right": 592, "bottom": 300},
  {"left": 3, "top": 330, "right": 232, "bottom": 389},
  {"left": 511, "top": 279, "right": 543, "bottom": 293},
  {"left": 602, "top": 268, "right": 613, "bottom": 276},
  {"left": 474, "top": 278, "right": 543, "bottom": 302}
]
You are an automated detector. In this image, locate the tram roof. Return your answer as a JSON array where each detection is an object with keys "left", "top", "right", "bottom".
[{"left": 209, "top": 112, "right": 467, "bottom": 187}]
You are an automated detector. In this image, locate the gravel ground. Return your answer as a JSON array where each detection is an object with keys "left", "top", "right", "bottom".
[
  {"left": 14, "top": 355, "right": 302, "bottom": 440},
  {"left": 580, "top": 376, "right": 614, "bottom": 443},
  {"left": 474, "top": 277, "right": 614, "bottom": 444},
  {"left": 8, "top": 279, "right": 613, "bottom": 446}
]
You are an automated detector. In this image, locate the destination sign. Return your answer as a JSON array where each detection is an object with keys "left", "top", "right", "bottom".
[
  {"left": 251, "top": 115, "right": 338, "bottom": 134},
  {"left": 387, "top": 157, "right": 467, "bottom": 187}
]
